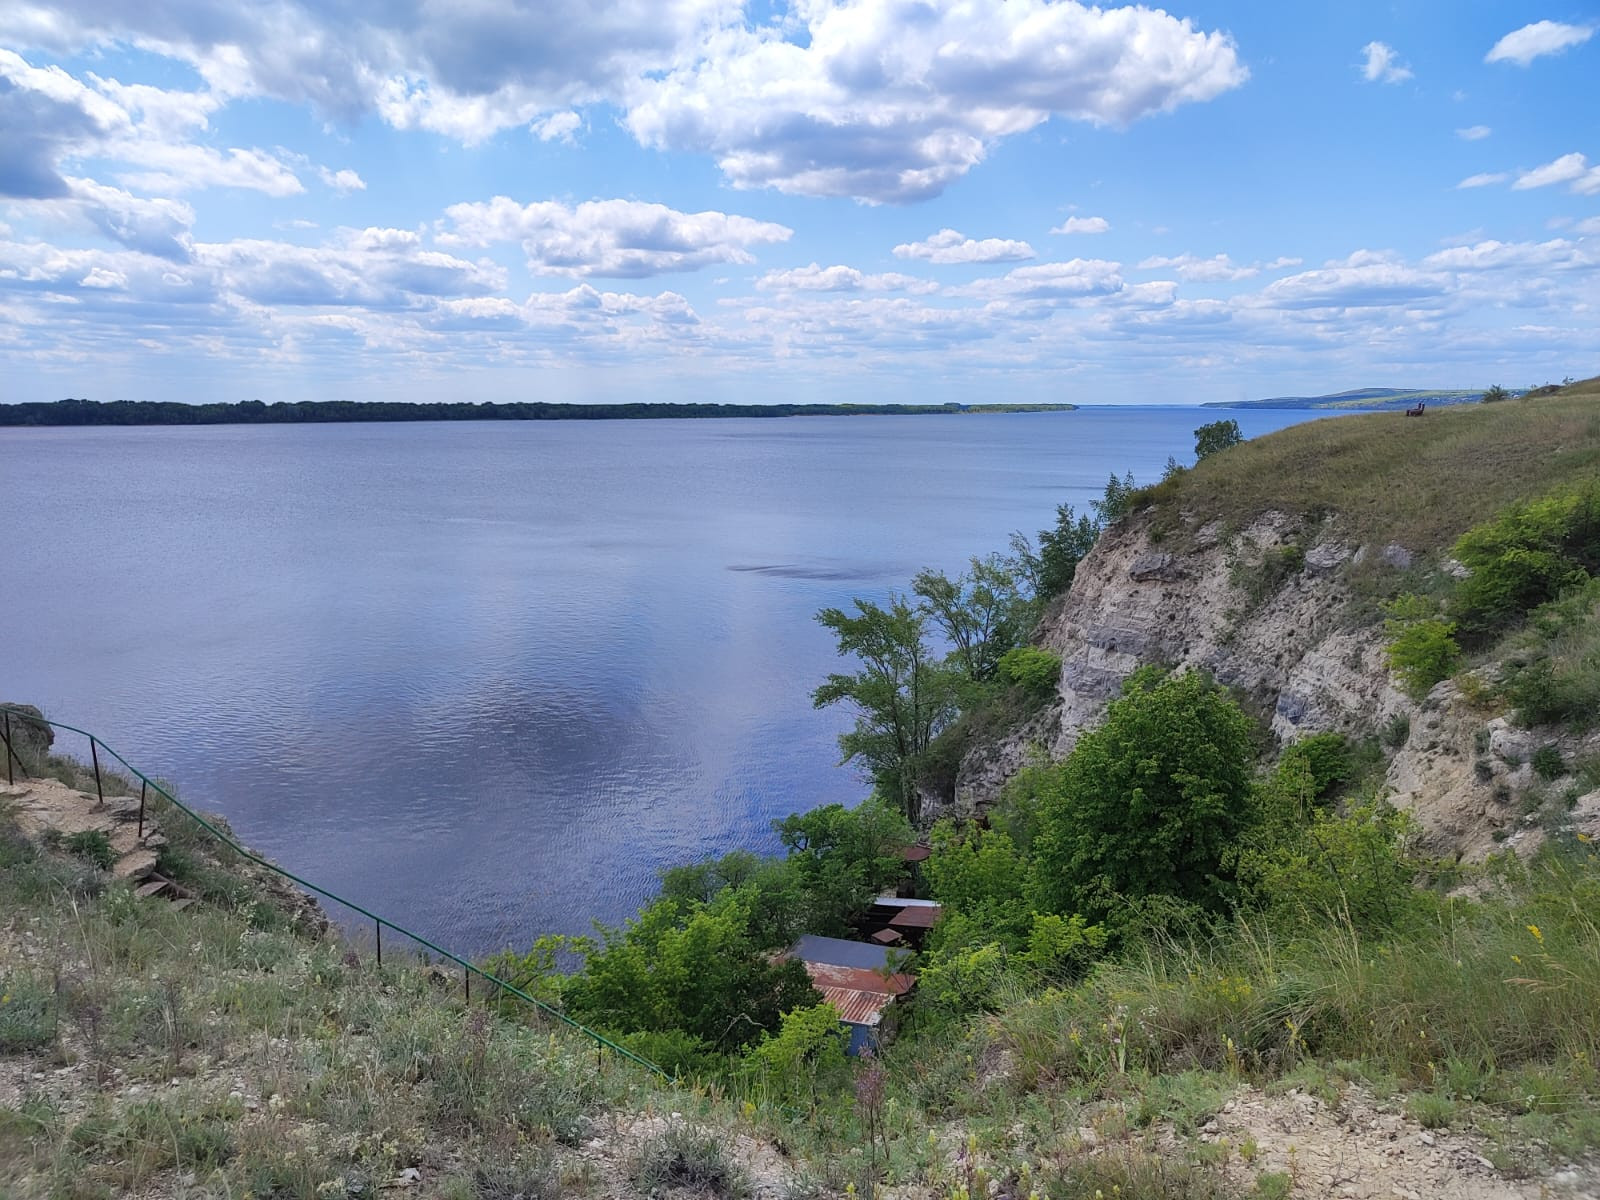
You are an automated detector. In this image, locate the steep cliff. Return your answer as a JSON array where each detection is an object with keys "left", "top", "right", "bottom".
[{"left": 954, "top": 388, "right": 1600, "bottom": 859}]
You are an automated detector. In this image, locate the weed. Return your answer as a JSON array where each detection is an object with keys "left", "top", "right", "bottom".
[
  {"left": 1532, "top": 745, "right": 1566, "bottom": 780},
  {"left": 0, "top": 973, "right": 57, "bottom": 1053},
  {"left": 63, "top": 830, "right": 116, "bottom": 871},
  {"left": 632, "top": 1123, "right": 751, "bottom": 1199}
]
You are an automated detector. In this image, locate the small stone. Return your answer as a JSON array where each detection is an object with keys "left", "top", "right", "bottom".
[
  {"left": 1418, "top": 1132, "right": 1434, "bottom": 1146},
  {"left": 395, "top": 1167, "right": 421, "bottom": 1186},
  {"left": 1382, "top": 543, "right": 1414, "bottom": 569}
]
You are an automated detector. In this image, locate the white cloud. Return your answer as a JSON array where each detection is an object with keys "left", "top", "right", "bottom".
[
  {"left": 1485, "top": 20, "right": 1595, "bottom": 67},
  {"left": 438, "top": 197, "right": 792, "bottom": 278},
  {"left": 1456, "top": 125, "right": 1491, "bottom": 141},
  {"left": 318, "top": 167, "right": 366, "bottom": 193},
  {"left": 1423, "top": 237, "right": 1596, "bottom": 272},
  {"left": 1137, "top": 252, "right": 1258, "bottom": 282},
  {"left": 1514, "top": 153, "right": 1600, "bottom": 195},
  {"left": 893, "top": 229, "right": 1035, "bottom": 265},
  {"left": 1576, "top": 217, "right": 1600, "bottom": 236},
  {"left": 957, "top": 259, "right": 1125, "bottom": 301},
  {"left": 1052, "top": 216, "right": 1110, "bottom": 235},
  {"left": 1360, "top": 41, "right": 1413, "bottom": 84},
  {"left": 755, "top": 264, "right": 937, "bottom": 294},
  {"left": 1251, "top": 255, "right": 1445, "bottom": 310},
  {"left": 1457, "top": 172, "right": 1510, "bottom": 189},
  {"left": 531, "top": 111, "right": 582, "bottom": 143},
  {"left": 625, "top": 0, "right": 1246, "bottom": 202}
]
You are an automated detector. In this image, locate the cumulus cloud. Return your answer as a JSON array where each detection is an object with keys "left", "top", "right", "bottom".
[
  {"left": 1456, "top": 125, "right": 1492, "bottom": 141},
  {"left": 1137, "top": 253, "right": 1259, "bottom": 282},
  {"left": 1052, "top": 216, "right": 1110, "bottom": 235},
  {"left": 1457, "top": 172, "right": 1510, "bottom": 188},
  {"left": 893, "top": 229, "right": 1035, "bottom": 264},
  {"left": 1360, "top": 41, "right": 1412, "bottom": 84},
  {"left": 755, "top": 264, "right": 937, "bottom": 293},
  {"left": 956, "top": 259, "right": 1125, "bottom": 301},
  {"left": 625, "top": 0, "right": 1246, "bottom": 202},
  {"left": 1485, "top": 20, "right": 1595, "bottom": 66},
  {"left": 1423, "top": 237, "right": 1597, "bottom": 272},
  {"left": 438, "top": 197, "right": 792, "bottom": 278},
  {"left": 531, "top": 111, "right": 582, "bottom": 143},
  {"left": 1250, "top": 254, "right": 1445, "bottom": 310},
  {"left": 1514, "top": 153, "right": 1600, "bottom": 195},
  {"left": 319, "top": 167, "right": 366, "bottom": 193}
]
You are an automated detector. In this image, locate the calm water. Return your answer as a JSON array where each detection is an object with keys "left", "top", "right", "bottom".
[{"left": 3, "top": 408, "right": 1326, "bottom": 953}]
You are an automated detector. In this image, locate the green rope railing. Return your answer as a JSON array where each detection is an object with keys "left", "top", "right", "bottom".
[{"left": 0, "top": 704, "right": 666, "bottom": 1078}]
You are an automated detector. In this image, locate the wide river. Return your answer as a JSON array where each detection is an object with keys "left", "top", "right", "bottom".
[{"left": 4, "top": 407, "right": 1329, "bottom": 954}]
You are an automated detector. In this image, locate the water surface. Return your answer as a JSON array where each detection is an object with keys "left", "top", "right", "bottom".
[{"left": 3, "top": 408, "right": 1327, "bottom": 953}]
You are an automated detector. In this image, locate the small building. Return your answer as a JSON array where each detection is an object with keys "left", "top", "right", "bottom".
[{"left": 788, "top": 935, "right": 916, "bottom": 1055}]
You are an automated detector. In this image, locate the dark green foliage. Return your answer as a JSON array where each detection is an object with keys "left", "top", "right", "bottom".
[
  {"left": 1229, "top": 541, "right": 1305, "bottom": 608},
  {"left": 1193, "top": 419, "right": 1244, "bottom": 460},
  {"left": 1381, "top": 713, "right": 1411, "bottom": 748},
  {"left": 1482, "top": 384, "right": 1512, "bottom": 403},
  {"left": 64, "top": 830, "right": 116, "bottom": 872},
  {"left": 558, "top": 889, "right": 819, "bottom": 1054},
  {"left": 1013, "top": 502, "right": 1101, "bottom": 599},
  {"left": 1029, "top": 668, "right": 1258, "bottom": 921},
  {"left": 1279, "top": 732, "right": 1354, "bottom": 802},
  {"left": 912, "top": 554, "right": 1033, "bottom": 684},
  {"left": 1094, "top": 471, "right": 1139, "bottom": 525},
  {"left": 1499, "top": 579, "right": 1600, "bottom": 729},
  {"left": 1532, "top": 745, "right": 1566, "bottom": 780},
  {"left": 996, "top": 645, "right": 1061, "bottom": 700},
  {"left": 813, "top": 595, "right": 960, "bottom": 818},
  {"left": 1452, "top": 480, "right": 1600, "bottom": 641}
]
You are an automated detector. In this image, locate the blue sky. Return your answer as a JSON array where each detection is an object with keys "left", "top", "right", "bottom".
[{"left": 0, "top": 1, "right": 1596, "bottom": 406}]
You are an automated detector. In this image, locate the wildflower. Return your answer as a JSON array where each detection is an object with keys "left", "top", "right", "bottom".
[
  {"left": 1527, "top": 924, "right": 1543, "bottom": 943},
  {"left": 1512, "top": 955, "right": 1523, "bottom": 965}
]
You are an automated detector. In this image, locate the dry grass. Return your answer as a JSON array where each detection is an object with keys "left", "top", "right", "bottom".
[{"left": 1140, "top": 379, "right": 1600, "bottom": 553}]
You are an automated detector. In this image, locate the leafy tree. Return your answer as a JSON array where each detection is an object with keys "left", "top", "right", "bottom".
[
  {"left": 1012, "top": 503, "right": 1101, "bottom": 599},
  {"left": 912, "top": 554, "right": 1033, "bottom": 684},
  {"left": 1482, "top": 384, "right": 1511, "bottom": 403},
  {"left": 772, "top": 799, "right": 913, "bottom": 936},
  {"left": 1093, "top": 471, "right": 1139, "bottom": 525},
  {"left": 561, "top": 889, "right": 818, "bottom": 1053},
  {"left": 1194, "top": 419, "right": 1243, "bottom": 460},
  {"left": 996, "top": 645, "right": 1061, "bottom": 701},
  {"left": 1029, "top": 667, "right": 1257, "bottom": 920},
  {"left": 743, "top": 1003, "right": 850, "bottom": 1113},
  {"left": 813, "top": 596, "right": 960, "bottom": 818}
]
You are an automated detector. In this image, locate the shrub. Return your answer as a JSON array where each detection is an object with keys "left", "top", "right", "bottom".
[
  {"left": 64, "top": 830, "right": 117, "bottom": 872},
  {"left": 1280, "top": 732, "right": 1354, "bottom": 801},
  {"left": 1452, "top": 482, "right": 1600, "bottom": 640},
  {"left": 1499, "top": 580, "right": 1600, "bottom": 729},
  {"left": 631, "top": 1124, "right": 750, "bottom": 1200},
  {"left": 1383, "top": 594, "right": 1461, "bottom": 700},
  {"left": 1532, "top": 745, "right": 1566, "bottom": 780},
  {"left": 0, "top": 973, "right": 57, "bottom": 1053},
  {"left": 1029, "top": 668, "right": 1257, "bottom": 921},
  {"left": 1381, "top": 713, "right": 1411, "bottom": 749},
  {"left": 1194, "top": 418, "right": 1244, "bottom": 460},
  {"left": 996, "top": 645, "right": 1061, "bottom": 700}
]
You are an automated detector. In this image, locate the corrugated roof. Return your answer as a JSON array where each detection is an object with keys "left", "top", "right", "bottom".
[
  {"left": 815, "top": 986, "right": 893, "bottom": 1027},
  {"left": 887, "top": 904, "right": 941, "bottom": 929},
  {"left": 803, "top": 961, "right": 915, "bottom": 996}
]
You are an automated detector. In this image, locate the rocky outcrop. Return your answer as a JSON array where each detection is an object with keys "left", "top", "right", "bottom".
[{"left": 954, "top": 510, "right": 1594, "bottom": 859}]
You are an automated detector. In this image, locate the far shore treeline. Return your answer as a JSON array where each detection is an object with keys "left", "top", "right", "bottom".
[{"left": 0, "top": 398, "right": 1077, "bottom": 427}]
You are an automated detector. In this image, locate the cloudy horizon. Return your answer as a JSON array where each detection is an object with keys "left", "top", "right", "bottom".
[{"left": 0, "top": 2, "right": 1596, "bottom": 406}]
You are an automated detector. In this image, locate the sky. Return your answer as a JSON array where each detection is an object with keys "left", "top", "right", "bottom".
[{"left": 0, "top": 1, "right": 1597, "bottom": 407}]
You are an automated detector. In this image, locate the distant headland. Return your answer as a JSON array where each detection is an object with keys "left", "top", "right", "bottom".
[
  {"left": 0, "top": 398, "right": 1077, "bottom": 427},
  {"left": 1203, "top": 387, "right": 1499, "bottom": 411}
]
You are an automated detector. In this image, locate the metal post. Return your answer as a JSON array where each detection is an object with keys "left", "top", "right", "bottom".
[
  {"left": 137, "top": 781, "right": 147, "bottom": 839},
  {"left": 89, "top": 738, "right": 104, "bottom": 806},
  {"left": 375, "top": 920, "right": 382, "bottom": 968},
  {"left": 2, "top": 712, "right": 12, "bottom": 785},
  {"left": 464, "top": 966, "right": 470, "bottom": 1003}
]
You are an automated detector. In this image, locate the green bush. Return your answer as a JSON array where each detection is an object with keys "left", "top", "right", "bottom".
[
  {"left": 996, "top": 645, "right": 1061, "bottom": 700},
  {"left": 1452, "top": 481, "right": 1600, "bottom": 640},
  {"left": 631, "top": 1124, "right": 750, "bottom": 1199},
  {"left": 0, "top": 973, "right": 56, "bottom": 1053},
  {"left": 1029, "top": 668, "right": 1258, "bottom": 921},
  {"left": 1499, "top": 580, "right": 1600, "bottom": 729},
  {"left": 1532, "top": 745, "right": 1566, "bottom": 780},
  {"left": 1280, "top": 732, "right": 1354, "bottom": 801},
  {"left": 1194, "top": 418, "right": 1244, "bottom": 461},
  {"left": 1383, "top": 594, "right": 1461, "bottom": 700}
]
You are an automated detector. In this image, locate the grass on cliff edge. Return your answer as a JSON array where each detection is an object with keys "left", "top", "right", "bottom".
[{"left": 1139, "top": 376, "right": 1600, "bottom": 553}]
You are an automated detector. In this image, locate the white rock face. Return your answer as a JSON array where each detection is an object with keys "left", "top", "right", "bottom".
[{"left": 953, "top": 508, "right": 1588, "bottom": 860}]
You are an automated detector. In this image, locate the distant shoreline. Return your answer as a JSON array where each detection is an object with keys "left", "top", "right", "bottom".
[{"left": 0, "top": 398, "right": 1077, "bottom": 428}]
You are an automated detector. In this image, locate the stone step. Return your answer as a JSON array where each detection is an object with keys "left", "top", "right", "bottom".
[{"left": 112, "top": 847, "right": 158, "bottom": 881}]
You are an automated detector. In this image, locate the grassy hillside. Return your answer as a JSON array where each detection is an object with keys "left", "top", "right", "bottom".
[
  {"left": 1141, "top": 377, "right": 1600, "bottom": 551},
  {"left": 1204, "top": 387, "right": 1491, "bottom": 411}
]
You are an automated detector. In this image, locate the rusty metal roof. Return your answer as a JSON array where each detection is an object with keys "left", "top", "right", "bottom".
[
  {"left": 802, "top": 960, "right": 915, "bottom": 996},
  {"left": 886, "top": 904, "right": 942, "bottom": 930},
  {"left": 898, "top": 844, "right": 932, "bottom": 862},
  {"left": 814, "top": 985, "right": 894, "bottom": 1027}
]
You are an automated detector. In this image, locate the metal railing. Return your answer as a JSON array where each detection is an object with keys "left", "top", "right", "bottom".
[{"left": 0, "top": 704, "right": 665, "bottom": 1077}]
